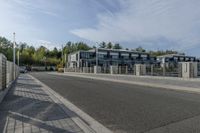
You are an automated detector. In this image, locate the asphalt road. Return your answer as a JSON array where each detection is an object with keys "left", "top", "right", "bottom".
[{"left": 31, "top": 72, "right": 200, "bottom": 133}]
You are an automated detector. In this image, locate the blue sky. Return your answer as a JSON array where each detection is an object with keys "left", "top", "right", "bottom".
[{"left": 0, "top": 0, "right": 200, "bottom": 56}]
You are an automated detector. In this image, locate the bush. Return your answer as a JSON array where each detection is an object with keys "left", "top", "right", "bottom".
[{"left": 58, "top": 68, "right": 64, "bottom": 73}]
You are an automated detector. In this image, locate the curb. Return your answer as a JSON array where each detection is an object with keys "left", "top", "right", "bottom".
[
  {"left": 29, "top": 74, "right": 113, "bottom": 133},
  {"left": 60, "top": 72, "right": 200, "bottom": 82}
]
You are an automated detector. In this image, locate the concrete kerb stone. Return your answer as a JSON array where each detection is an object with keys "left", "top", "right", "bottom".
[
  {"left": 61, "top": 71, "right": 200, "bottom": 82},
  {"left": 29, "top": 74, "right": 113, "bottom": 133},
  {"left": 52, "top": 72, "right": 200, "bottom": 95}
]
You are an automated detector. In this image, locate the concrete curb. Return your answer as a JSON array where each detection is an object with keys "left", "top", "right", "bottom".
[
  {"left": 29, "top": 74, "right": 113, "bottom": 133},
  {"left": 51, "top": 72, "right": 200, "bottom": 95},
  {"left": 60, "top": 72, "right": 200, "bottom": 82}
]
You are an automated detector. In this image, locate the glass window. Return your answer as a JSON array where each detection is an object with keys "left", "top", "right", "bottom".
[
  {"left": 131, "top": 54, "right": 138, "bottom": 57},
  {"left": 98, "top": 54, "right": 105, "bottom": 59},
  {"left": 112, "top": 55, "right": 118, "bottom": 59}
]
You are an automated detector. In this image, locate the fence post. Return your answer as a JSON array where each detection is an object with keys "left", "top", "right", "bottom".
[
  {"left": 181, "top": 62, "right": 198, "bottom": 78},
  {"left": 94, "top": 66, "right": 100, "bottom": 74},
  {"left": 125, "top": 66, "right": 128, "bottom": 74},
  {"left": 110, "top": 66, "right": 113, "bottom": 74},
  {"left": 135, "top": 64, "right": 146, "bottom": 76},
  {"left": 151, "top": 64, "right": 154, "bottom": 76},
  {"left": 163, "top": 63, "right": 166, "bottom": 76}
]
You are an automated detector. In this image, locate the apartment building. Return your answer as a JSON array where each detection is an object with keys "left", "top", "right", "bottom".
[{"left": 67, "top": 48, "right": 156, "bottom": 68}]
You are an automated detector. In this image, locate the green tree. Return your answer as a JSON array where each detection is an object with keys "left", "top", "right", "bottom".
[
  {"left": 113, "top": 43, "right": 122, "bottom": 49},
  {"left": 107, "top": 42, "right": 113, "bottom": 49},
  {"left": 99, "top": 42, "right": 106, "bottom": 48},
  {"left": 135, "top": 46, "right": 146, "bottom": 52}
]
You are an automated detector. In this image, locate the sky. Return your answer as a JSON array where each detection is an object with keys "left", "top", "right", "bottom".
[{"left": 0, "top": 0, "right": 200, "bottom": 56}]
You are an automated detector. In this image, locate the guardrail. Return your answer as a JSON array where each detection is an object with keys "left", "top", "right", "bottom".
[{"left": 0, "top": 53, "right": 19, "bottom": 102}]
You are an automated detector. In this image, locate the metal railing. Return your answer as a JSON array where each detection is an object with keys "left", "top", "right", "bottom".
[
  {"left": 64, "top": 62, "right": 199, "bottom": 78},
  {"left": 0, "top": 53, "right": 19, "bottom": 91}
]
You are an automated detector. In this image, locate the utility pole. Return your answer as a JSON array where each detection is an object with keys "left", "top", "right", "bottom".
[
  {"left": 96, "top": 42, "right": 99, "bottom": 72},
  {"left": 61, "top": 45, "right": 64, "bottom": 68},
  {"left": 17, "top": 50, "right": 20, "bottom": 66},
  {"left": 13, "top": 32, "right": 16, "bottom": 79},
  {"left": 64, "top": 53, "right": 67, "bottom": 67}
]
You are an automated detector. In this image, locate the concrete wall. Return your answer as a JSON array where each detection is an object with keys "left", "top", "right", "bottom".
[
  {"left": 0, "top": 53, "right": 19, "bottom": 103},
  {"left": 0, "top": 54, "right": 7, "bottom": 91},
  {"left": 110, "top": 66, "right": 118, "bottom": 74},
  {"left": 181, "top": 62, "right": 198, "bottom": 78},
  {"left": 135, "top": 64, "right": 146, "bottom": 76},
  {"left": 94, "top": 66, "right": 101, "bottom": 74}
]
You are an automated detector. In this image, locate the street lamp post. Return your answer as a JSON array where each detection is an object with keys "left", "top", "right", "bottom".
[
  {"left": 13, "top": 32, "right": 16, "bottom": 79},
  {"left": 96, "top": 42, "right": 98, "bottom": 73},
  {"left": 17, "top": 50, "right": 20, "bottom": 66},
  {"left": 61, "top": 45, "right": 64, "bottom": 68}
]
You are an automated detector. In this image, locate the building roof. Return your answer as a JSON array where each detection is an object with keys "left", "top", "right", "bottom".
[{"left": 89, "top": 48, "right": 148, "bottom": 54}]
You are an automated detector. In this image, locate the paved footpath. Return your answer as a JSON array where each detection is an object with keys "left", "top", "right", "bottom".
[{"left": 0, "top": 74, "right": 111, "bottom": 133}]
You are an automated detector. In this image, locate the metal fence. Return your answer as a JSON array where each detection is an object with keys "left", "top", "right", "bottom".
[
  {"left": 65, "top": 62, "right": 200, "bottom": 78},
  {"left": 0, "top": 53, "right": 19, "bottom": 91},
  {"left": 0, "top": 54, "right": 7, "bottom": 91}
]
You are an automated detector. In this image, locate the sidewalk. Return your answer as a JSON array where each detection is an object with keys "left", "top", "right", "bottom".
[
  {"left": 54, "top": 72, "right": 200, "bottom": 94},
  {"left": 0, "top": 74, "right": 109, "bottom": 133}
]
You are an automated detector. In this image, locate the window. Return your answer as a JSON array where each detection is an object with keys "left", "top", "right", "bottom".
[
  {"left": 112, "top": 55, "right": 118, "bottom": 59},
  {"left": 80, "top": 52, "right": 90, "bottom": 59},
  {"left": 131, "top": 54, "right": 138, "bottom": 57},
  {"left": 98, "top": 54, "right": 105, "bottom": 59}
]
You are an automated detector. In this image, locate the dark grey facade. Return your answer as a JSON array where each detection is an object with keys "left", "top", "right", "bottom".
[
  {"left": 157, "top": 54, "right": 198, "bottom": 67},
  {"left": 67, "top": 48, "right": 156, "bottom": 68}
]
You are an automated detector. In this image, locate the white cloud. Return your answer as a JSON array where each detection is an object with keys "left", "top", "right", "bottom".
[
  {"left": 35, "top": 40, "right": 60, "bottom": 50},
  {"left": 71, "top": 0, "right": 200, "bottom": 51}
]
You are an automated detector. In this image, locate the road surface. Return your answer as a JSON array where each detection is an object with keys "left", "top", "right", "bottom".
[{"left": 30, "top": 72, "right": 200, "bottom": 133}]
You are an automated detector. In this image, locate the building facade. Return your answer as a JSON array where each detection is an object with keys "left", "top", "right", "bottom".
[
  {"left": 157, "top": 54, "right": 198, "bottom": 68},
  {"left": 67, "top": 48, "right": 156, "bottom": 69}
]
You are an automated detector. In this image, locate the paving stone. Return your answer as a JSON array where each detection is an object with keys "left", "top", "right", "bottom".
[{"left": 0, "top": 74, "right": 85, "bottom": 133}]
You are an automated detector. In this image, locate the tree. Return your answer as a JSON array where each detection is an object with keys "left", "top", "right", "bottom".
[
  {"left": 107, "top": 42, "right": 113, "bottom": 49},
  {"left": 77, "top": 42, "right": 91, "bottom": 51},
  {"left": 113, "top": 43, "right": 122, "bottom": 49},
  {"left": 99, "top": 42, "right": 106, "bottom": 48},
  {"left": 135, "top": 46, "right": 146, "bottom": 52}
]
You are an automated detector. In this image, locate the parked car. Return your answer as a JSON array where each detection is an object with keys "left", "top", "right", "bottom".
[{"left": 20, "top": 66, "right": 27, "bottom": 73}]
